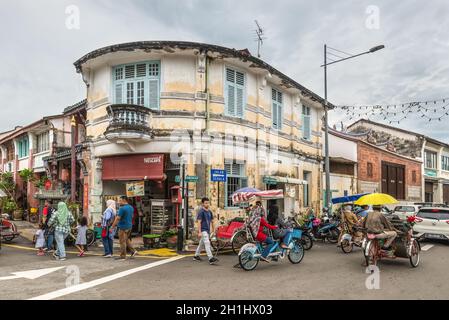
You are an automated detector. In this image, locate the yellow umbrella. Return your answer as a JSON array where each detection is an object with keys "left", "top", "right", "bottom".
[{"left": 354, "top": 193, "right": 398, "bottom": 206}]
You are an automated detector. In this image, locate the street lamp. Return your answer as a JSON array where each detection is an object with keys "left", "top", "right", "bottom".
[{"left": 321, "top": 44, "right": 385, "bottom": 212}]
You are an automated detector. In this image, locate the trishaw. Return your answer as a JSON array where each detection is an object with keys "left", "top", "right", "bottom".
[
  {"left": 238, "top": 226, "right": 305, "bottom": 271},
  {"left": 210, "top": 188, "right": 284, "bottom": 255},
  {"left": 354, "top": 193, "right": 421, "bottom": 267},
  {"left": 1, "top": 214, "right": 20, "bottom": 243}
]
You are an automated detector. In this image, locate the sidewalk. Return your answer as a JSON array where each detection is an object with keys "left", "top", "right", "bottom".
[{"left": 10, "top": 220, "right": 201, "bottom": 257}]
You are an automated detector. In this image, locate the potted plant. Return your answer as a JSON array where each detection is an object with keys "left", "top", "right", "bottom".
[{"left": 163, "top": 229, "right": 178, "bottom": 249}]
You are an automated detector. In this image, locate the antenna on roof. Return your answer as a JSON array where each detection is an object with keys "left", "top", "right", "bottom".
[{"left": 254, "top": 20, "right": 266, "bottom": 58}]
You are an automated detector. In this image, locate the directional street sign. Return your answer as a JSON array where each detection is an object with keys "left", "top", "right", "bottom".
[
  {"left": 210, "top": 169, "right": 227, "bottom": 182},
  {"left": 185, "top": 175, "right": 199, "bottom": 183}
]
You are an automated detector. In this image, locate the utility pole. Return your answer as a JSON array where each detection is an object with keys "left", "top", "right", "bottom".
[
  {"left": 70, "top": 116, "right": 77, "bottom": 203},
  {"left": 323, "top": 44, "right": 331, "bottom": 212}
]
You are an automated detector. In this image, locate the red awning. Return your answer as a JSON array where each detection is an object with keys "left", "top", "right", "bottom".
[{"left": 102, "top": 154, "right": 165, "bottom": 181}]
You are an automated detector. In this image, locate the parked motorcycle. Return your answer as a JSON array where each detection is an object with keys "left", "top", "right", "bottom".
[{"left": 302, "top": 211, "right": 340, "bottom": 244}]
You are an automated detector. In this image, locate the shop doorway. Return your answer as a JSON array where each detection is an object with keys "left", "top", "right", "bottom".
[{"left": 425, "top": 181, "right": 434, "bottom": 203}]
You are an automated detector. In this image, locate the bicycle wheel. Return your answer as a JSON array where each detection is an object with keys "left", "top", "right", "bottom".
[
  {"left": 365, "top": 240, "right": 378, "bottom": 266},
  {"left": 231, "top": 230, "right": 249, "bottom": 254},
  {"left": 409, "top": 240, "right": 420, "bottom": 268},
  {"left": 239, "top": 249, "right": 259, "bottom": 271},
  {"left": 86, "top": 229, "right": 95, "bottom": 247},
  {"left": 301, "top": 233, "right": 313, "bottom": 250},
  {"left": 341, "top": 239, "right": 353, "bottom": 254},
  {"left": 288, "top": 241, "right": 304, "bottom": 264}
]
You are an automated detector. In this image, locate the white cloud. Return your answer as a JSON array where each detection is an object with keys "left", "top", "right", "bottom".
[{"left": 1, "top": 0, "right": 449, "bottom": 141}]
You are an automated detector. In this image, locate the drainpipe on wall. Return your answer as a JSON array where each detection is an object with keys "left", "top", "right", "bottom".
[{"left": 205, "top": 54, "right": 210, "bottom": 133}]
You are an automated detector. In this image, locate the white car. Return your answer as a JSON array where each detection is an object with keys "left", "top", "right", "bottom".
[
  {"left": 392, "top": 205, "right": 421, "bottom": 221},
  {"left": 413, "top": 207, "right": 449, "bottom": 242}
]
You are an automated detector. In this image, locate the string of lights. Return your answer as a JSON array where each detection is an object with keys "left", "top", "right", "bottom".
[{"left": 335, "top": 98, "right": 449, "bottom": 124}]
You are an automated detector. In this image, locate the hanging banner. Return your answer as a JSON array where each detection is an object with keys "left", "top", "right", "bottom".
[{"left": 126, "top": 181, "right": 145, "bottom": 197}]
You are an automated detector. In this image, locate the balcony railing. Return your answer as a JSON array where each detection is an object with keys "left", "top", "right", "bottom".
[{"left": 105, "top": 104, "right": 152, "bottom": 140}]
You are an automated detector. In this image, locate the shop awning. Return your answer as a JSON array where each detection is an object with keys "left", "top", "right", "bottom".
[
  {"left": 263, "top": 175, "right": 307, "bottom": 185},
  {"left": 102, "top": 154, "right": 165, "bottom": 181},
  {"left": 331, "top": 193, "right": 370, "bottom": 204}
]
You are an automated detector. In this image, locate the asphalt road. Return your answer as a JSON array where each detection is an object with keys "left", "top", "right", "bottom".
[{"left": 1, "top": 237, "right": 448, "bottom": 300}]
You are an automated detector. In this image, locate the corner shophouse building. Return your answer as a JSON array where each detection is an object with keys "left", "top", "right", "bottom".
[{"left": 73, "top": 41, "right": 331, "bottom": 225}]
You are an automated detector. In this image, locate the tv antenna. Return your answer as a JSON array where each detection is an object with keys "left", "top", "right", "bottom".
[{"left": 254, "top": 20, "right": 266, "bottom": 58}]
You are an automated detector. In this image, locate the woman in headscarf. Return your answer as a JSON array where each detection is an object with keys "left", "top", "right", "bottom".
[
  {"left": 47, "top": 202, "right": 75, "bottom": 261},
  {"left": 101, "top": 199, "right": 117, "bottom": 257}
]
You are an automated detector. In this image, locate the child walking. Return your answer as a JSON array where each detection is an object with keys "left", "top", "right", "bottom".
[
  {"left": 75, "top": 216, "right": 88, "bottom": 257},
  {"left": 34, "top": 223, "right": 45, "bottom": 256}
]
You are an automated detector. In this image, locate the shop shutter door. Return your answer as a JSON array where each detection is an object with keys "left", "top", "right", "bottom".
[{"left": 443, "top": 185, "right": 449, "bottom": 204}]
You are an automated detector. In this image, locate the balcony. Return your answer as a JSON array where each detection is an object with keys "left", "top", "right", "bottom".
[{"left": 105, "top": 104, "right": 153, "bottom": 143}]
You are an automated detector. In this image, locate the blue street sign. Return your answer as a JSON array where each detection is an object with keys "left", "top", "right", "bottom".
[{"left": 211, "top": 169, "right": 227, "bottom": 182}]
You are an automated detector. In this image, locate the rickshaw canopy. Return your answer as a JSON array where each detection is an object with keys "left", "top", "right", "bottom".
[{"left": 232, "top": 189, "right": 284, "bottom": 204}]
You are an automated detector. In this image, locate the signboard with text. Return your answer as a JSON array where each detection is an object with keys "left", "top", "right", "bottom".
[
  {"left": 211, "top": 169, "right": 227, "bottom": 182},
  {"left": 126, "top": 181, "right": 145, "bottom": 197}
]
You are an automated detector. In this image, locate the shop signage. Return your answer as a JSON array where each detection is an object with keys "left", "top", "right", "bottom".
[
  {"left": 175, "top": 175, "right": 181, "bottom": 183},
  {"left": 126, "top": 181, "right": 145, "bottom": 197},
  {"left": 185, "top": 175, "right": 199, "bottom": 183},
  {"left": 425, "top": 169, "right": 437, "bottom": 177},
  {"left": 83, "top": 183, "right": 89, "bottom": 212},
  {"left": 263, "top": 176, "right": 278, "bottom": 185},
  {"left": 210, "top": 169, "right": 227, "bottom": 182}
]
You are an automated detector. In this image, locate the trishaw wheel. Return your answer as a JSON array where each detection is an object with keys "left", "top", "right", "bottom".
[
  {"left": 239, "top": 250, "right": 259, "bottom": 271},
  {"left": 341, "top": 239, "right": 353, "bottom": 254},
  {"left": 232, "top": 230, "right": 248, "bottom": 255},
  {"left": 409, "top": 240, "right": 420, "bottom": 268},
  {"left": 288, "top": 241, "right": 305, "bottom": 264},
  {"left": 365, "top": 240, "right": 378, "bottom": 266}
]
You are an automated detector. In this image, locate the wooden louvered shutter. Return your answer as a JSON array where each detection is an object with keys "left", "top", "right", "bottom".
[
  {"left": 236, "top": 71, "right": 245, "bottom": 117},
  {"left": 303, "top": 114, "right": 311, "bottom": 140},
  {"left": 149, "top": 79, "right": 159, "bottom": 109},
  {"left": 236, "top": 87, "right": 244, "bottom": 117},
  {"left": 115, "top": 83, "right": 123, "bottom": 104}
]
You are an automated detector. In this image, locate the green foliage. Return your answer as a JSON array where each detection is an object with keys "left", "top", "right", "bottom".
[
  {"left": 2, "top": 198, "right": 17, "bottom": 213},
  {"left": 19, "top": 169, "right": 35, "bottom": 182},
  {"left": 34, "top": 175, "right": 49, "bottom": 189}
]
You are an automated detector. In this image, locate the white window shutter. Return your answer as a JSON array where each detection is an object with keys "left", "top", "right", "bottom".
[
  {"left": 149, "top": 79, "right": 159, "bottom": 109},
  {"left": 303, "top": 114, "right": 311, "bottom": 140},
  {"left": 236, "top": 87, "right": 244, "bottom": 117},
  {"left": 227, "top": 84, "right": 235, "bottom": 115},
  {"left": 115, "top": 83, "right": 123, "bottom": 104},
  {"left": 277, "top": 104, "right": 282, "bottom": 129},
  {"left": 272, "top": 102, "right": 278, "bottom": 128}
]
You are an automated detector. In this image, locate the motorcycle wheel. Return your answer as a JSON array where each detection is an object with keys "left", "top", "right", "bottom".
[
  {"left": 231, "top": 230, "right": 249, "bottom": 255},
  {"left": 288, "top": 241, "right": 305, "bottom": 264},
  {"left": 301, "top": 233, "right": 313, "bottom": 250},
  {"left": 341, "top": 239, "right": 353, "bottom": 253},
  {"left": 239, "top": 250, "right": 259, "bottom": 271},
  {"left": 86, "top": 229, "right": 95, "bottom": 247},
  {"left": 29, "top": 214, "right": 39, "bottom": 224},
  {"left": 326, "top": 229, "right": 339, "bottom": 244}
]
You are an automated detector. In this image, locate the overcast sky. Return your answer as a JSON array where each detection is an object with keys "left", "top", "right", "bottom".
[{"left": 1, "top": 0, "right": 449, "bottom": 141}]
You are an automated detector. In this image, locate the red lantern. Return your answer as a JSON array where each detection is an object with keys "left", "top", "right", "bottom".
[{"left": 44, "top": 180, "right": 52, "bottom": 190}]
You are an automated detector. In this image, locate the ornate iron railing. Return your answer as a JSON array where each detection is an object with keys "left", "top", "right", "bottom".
[{"left": 106, "top": 104, "right": 151, "bottom": 134}]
